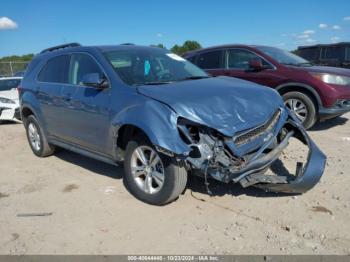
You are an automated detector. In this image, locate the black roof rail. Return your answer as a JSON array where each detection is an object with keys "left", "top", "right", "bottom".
[
  {"left": 40, "top": 43, "right": 81, "bottom": 54},
  {"left": 120, "top": 43, "right": 135, "bottom": 45}
]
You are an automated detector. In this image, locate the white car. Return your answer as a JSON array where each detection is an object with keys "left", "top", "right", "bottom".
[{"left": 0, "top": 77, "right": 22, "bottom": 122}]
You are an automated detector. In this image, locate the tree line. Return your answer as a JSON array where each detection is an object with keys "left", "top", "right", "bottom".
[{"left": 155, "top": 40, "right": 202, "bottom": 55}]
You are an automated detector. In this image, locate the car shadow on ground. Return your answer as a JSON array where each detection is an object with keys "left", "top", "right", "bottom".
[
  {"left": 309, "top": 116, "right": 348, "bottom": 131},
  {"left": 54, "top": 148, "right": 296, "bottom": 199},
  {"left": 54, "top": 149, "right": 124, "bottom": 180},
  {"left": 0, "top": 120, "right": 21, "bottom": 125}
]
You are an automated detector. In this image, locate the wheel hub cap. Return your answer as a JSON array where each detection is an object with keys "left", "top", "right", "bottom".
[
  {"left": 285, "top": 98, "right": 308, "bottom": 123},
  {"left": 130, "top": 145, "right": 165, "bottom": 194},
  {"left": 28, "top": 123, "right": 41, "bottom": 151}
]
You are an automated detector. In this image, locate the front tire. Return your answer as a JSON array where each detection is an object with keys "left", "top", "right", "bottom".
[
  {"left": 124, "top": 138, "right": 187, "bottom": 205},
  {"left": 25, "top": 115, "right": 55, "bottom": 157},
  {"left": 283, "top": 91, "right": 317, "bottom": 129}
]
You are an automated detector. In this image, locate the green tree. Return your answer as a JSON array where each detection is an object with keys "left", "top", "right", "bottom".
[
  {"left": 170, "top": 44, "right": 183, "bottom": 55},
  {"left": 170, "top": 41, "right": 202, "bottom": 55}
]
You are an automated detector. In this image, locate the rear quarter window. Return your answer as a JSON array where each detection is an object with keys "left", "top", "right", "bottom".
[
  {"left": 38, "top": 55, "right": 69, "bottom": 83},
  {"left": 24, "top": 58, "right": 40, "bottom": 77}
]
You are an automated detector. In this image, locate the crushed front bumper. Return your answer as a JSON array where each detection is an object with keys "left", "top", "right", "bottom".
[
  {"left": 177, "top": 108, "right": 326, "bottom": 194},
  {"left": 237, "top": 127, "right": 326, "bottom": 193},
  {"left": 189, "top": 119, "right": 326, "bottom": 194}
]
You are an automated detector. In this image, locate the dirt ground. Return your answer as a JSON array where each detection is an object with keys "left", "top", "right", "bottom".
[{"left": 0, "top": 114, "right": 349, "bottom": 255}]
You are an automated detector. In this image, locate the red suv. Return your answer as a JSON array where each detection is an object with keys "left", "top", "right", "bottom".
[{"left": 183, "top": 45, "right": 350, "bottom": 129}]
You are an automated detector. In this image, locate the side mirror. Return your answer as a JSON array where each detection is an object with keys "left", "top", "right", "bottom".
[
  {"left": 81, "top": 73, "right": 109, "bottom": 89},
  {"left": 248, "top": 59, "right": 264, "bottom": 71}
]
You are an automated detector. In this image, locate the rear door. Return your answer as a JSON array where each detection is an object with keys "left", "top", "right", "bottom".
[
  {"left": 222, "top": 48, "right": 278, "bottom": 87},
  {"left": 196, "top": 50, "right": 226, "bottom": 76},
  {"left": 37, "top": 55, "right": 70, "bottom": 137}
]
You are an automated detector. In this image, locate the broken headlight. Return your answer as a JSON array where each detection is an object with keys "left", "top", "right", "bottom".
[
  {"left": 177, "top": 118, "right": 243, "bottom": 170},
  {"left": 0, "top": 97, "right": 15, "bottom": 104}
]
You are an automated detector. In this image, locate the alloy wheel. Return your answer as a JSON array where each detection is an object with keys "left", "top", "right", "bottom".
[
  {"left": 28, "top": 122, "right": 41, "bottom": 151},
  {"left": 285, "top": 98, "right": 308, "bottom": 123},
  {"left": 28, "top": 123, "right": 41, "bottom": 151},
  {"left": 130, "top": 145, "right": 165, "bottom": 194}
]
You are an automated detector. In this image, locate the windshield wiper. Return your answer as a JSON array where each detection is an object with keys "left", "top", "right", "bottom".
[
  {"left": 177, "top": 75, "right": 211, "bottom": 81},
  {"left": 282, "top": 62, "right": 313, "bottom": 67},
  {"left": 138, "top": 81, "right": 173, "bottom": 86},
  {"left": 296, "top": 62, "right": 313, "bottom": 66}
]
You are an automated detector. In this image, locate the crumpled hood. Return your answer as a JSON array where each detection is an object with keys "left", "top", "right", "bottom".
[
  {"left": 137, "top": 76, "right": 284, "bottom": 136},
  {"left": 303, "top": 66, "right": 350, "bottom": 77}
]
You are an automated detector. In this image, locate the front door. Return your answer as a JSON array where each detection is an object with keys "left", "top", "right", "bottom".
[
  {"left": 60, "top": 53, "right": 111, "bottom": 154},
  {"left": 223, "top": 48, "right": 278, "bottom": 87}
]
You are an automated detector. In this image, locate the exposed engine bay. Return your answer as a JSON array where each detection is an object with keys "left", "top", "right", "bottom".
[{"left": 177, "top": 108, "right": 326, "bottom": 194}]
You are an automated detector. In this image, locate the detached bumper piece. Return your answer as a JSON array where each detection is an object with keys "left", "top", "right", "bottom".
[
  {"left": 179, "top": 110, "right": 326, "bottom": 194},
  {"left": 238, "top": 135, "right": 326, "bottom": 194}
]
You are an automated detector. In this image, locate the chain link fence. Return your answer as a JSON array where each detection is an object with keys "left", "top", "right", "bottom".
[{"left": 0, "top": 62, "right": 29, "bottom": 77}]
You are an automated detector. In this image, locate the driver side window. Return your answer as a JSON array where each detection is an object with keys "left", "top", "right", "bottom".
[
  {"left": 227, "top": 49, "right": 270, "bottom": 69},
  {"left": 68, "top": 54, "right": 104, "bottom": 85}
]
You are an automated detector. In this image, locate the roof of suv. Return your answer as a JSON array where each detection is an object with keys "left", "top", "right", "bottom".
[{"left": 37, "top": 43, "right": 166, "bottom": 58}]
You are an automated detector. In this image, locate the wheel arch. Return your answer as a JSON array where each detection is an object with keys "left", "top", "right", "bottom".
[
  {"left": 110, "top": 101, "right": 190, "bottom": 161},
  {"left": 21, "top": 106, "right": 35, "bottom": 122},
  {"left": 275, "top": 83, "right": 322, "bottom": 110},
  {"left": 20, "top": 91, "right": 46, "bottom": 125},
  {"left": 116, "top": 124, "right": 150, "bottom": 152}
]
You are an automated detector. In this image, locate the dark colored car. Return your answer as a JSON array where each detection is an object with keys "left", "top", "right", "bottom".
[
  {"left": 296, "top": 42, "right": 350, "bottom": 69},
  {"left": 19, "top": 43, "right": 326, "bottom": 205},
  {"left": 183, "top": 45, "right": 350, "bottom": 129}
]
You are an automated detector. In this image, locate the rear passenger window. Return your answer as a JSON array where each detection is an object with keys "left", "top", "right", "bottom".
[
  {"left": 197, "top": 51, "right": 224, "bottom": 69},
  {"left": 68, "top": 54, "right": 104, "bottom": 85},
  {"left": 38, "top": 55, "right": 69, "bottom": 83}
]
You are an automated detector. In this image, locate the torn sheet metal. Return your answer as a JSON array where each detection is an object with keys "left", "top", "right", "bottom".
[{"left": 112, "top": 75, "right": 325, "bottom": 194}]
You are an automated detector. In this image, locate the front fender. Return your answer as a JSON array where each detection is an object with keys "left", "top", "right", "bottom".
[{"left": 112, "top": 100, "right": 190, "bottom": 155}]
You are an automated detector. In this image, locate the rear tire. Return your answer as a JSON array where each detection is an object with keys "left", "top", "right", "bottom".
[
  {"left": 123, "top": 138, "right": 187, "bottom": 205},
  {"left": 283, "top": 91, "right": 317, "bottom": 129},
  {"left": 25, "top": 115, "right": 55, "bottom": 157}
]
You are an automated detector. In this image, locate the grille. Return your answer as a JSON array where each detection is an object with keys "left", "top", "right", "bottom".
[{"left": 234, "top": 109, "right": 281, "bottom": 146}]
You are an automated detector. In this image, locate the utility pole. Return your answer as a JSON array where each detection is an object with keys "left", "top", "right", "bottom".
[{"left": 9, "top": 62, "right": 13, "bottom": 76}]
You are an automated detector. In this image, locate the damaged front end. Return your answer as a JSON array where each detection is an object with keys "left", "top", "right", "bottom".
[{"left": 177, "top": 107, "right": 326, "bottom": 194}]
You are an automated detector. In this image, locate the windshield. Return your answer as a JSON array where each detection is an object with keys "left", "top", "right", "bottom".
[
  {"left": 104, "top": 48, "right": 208, "bottom": 86},
  {"left": 256, "top": 46, "right": 312, "bottom": 66}
]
